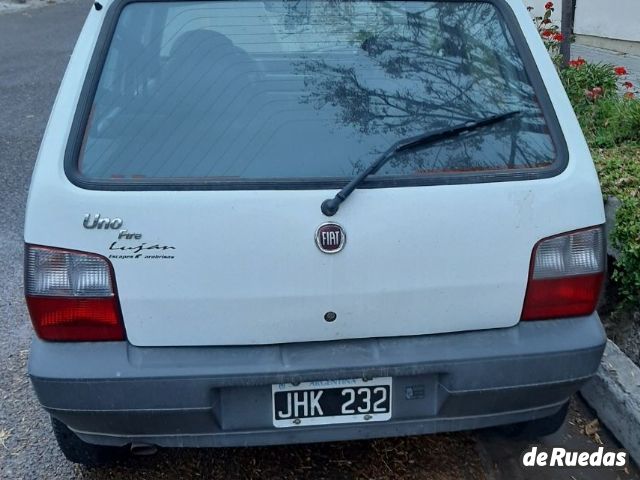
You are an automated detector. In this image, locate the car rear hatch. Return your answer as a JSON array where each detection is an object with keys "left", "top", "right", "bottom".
[{"left": 25, "top": 0, "right": 605, "bottom": 346}]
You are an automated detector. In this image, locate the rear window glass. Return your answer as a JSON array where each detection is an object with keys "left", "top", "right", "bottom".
[{"left": 77, "top": 0, "right": 558, "bottom": 184}]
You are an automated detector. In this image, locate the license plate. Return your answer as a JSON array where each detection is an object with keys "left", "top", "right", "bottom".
[{"left": 272, "top": 377, "right": 392, "bottom": 428}]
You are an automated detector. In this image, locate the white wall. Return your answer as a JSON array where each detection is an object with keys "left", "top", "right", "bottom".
[{"left": 574, "top": 0, "right": 640, "bottom": 42}]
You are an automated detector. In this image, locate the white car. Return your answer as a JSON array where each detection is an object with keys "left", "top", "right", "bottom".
[{"left": 25, "top": 0, "right": 607, "bottom": 466}]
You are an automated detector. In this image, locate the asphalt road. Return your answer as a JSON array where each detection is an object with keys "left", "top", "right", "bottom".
[{"left": 0, "top": 2, "right": 637, "bottom": 479}]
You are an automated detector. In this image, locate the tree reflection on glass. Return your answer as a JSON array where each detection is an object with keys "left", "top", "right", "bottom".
[{"left": 293, "top": 0, "right": 555, "bottom": 176}]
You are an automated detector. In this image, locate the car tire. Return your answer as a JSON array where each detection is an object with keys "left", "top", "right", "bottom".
[
  {"left": 498, "top": 401, "right": 570, "bottom": 439},
  {"left": 51, "top": 417, "right": 127, "bottom": 466}
]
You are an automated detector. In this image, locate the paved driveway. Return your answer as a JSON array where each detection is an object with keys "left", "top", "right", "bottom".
[{"left": 0, "top": 2, "right": 637, "bottom": 478}]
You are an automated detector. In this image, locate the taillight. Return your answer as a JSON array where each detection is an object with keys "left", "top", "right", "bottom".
[
  {"left": 24, "top": 244, "right": 125, "bottom": 341},
  {"left": 521, "top": 226, "right": 605, "bottom": 321}
]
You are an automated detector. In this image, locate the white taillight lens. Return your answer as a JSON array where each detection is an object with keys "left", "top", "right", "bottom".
[
  {"left": 25, "top": 245, "right": 125, "bottom": 341},
  {"left": 26, "top": 246, "right": 114, "bottom": 297},
  {"left": 522, "top": 226, "right": 605, "bottom": 321},
  {"left": 531, "top": 227, "right": 604, "bottom": 279}
]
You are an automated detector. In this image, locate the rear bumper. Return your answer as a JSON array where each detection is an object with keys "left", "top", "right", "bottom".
[{"left": 29, "top": 315, "right": 606, "bottom": 447}]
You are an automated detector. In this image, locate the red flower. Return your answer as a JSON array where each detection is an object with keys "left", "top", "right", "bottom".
[
  {"left": 624, "top": 92, "right": 635, "bottom": 99},
  {"left": 592, "top": 87, "right": 603, "bottom": 96},
  {"left": 553, "top": 33, "right": 564, "bottom": 42},
  {"left": 614, "top": 66, "right": 628, "bottom": 76},
  {"left": 542, "top": 29, "right": 554, "bottom": 37},
  {"left": 545, "top": 2, "right": 554, "bottom": 9},
  {"left": 569, "top": 57, "right": 586, "bottom": 68},
  {"left": 623, "top": 81, "right": 634, "bottom": 89}
]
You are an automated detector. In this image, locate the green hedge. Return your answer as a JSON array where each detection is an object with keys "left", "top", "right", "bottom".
[{"left": 592, "top": 146, "right": 640, "bottom": 304}]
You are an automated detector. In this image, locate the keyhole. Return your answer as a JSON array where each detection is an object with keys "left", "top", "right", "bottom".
[{"left": 324, "top": 311, "right": 337, "bottom": 322}]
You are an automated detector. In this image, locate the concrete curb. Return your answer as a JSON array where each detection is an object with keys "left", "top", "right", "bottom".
[{"left": 580, "top": 340, "right": 640, "bottom": 466}]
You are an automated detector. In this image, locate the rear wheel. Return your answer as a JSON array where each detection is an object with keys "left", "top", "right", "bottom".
[
  {"left": 51, "top": 417, "right": 127, "bottom": 466},
  {"left": 498, "top": 401, "right": 569, "bottom": 439}
]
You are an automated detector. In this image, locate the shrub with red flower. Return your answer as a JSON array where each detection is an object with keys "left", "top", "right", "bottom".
[{"left": 530, "top": 3, "right": 638, "bottom": 104}]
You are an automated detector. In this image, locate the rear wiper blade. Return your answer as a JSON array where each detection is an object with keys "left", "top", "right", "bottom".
[{"left": 320, "top": 110, "right": 521, "bottom": 216}]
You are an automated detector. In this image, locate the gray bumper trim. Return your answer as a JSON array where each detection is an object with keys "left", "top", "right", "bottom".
[{"left": 29, "top": 315, "right": 606, "bottom": 447}]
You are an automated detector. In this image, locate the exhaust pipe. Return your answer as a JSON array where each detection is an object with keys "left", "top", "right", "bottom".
[{"left": 130, "top": 443, "right": 158, "bottom": 456}]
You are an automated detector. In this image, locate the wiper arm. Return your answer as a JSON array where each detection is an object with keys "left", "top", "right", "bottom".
[{"left": 320, "top": 110, "right": 521, "bottom": 216}]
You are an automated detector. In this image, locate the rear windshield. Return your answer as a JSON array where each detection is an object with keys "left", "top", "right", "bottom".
[{"left": 75, "top": 0, "right": 560, "bottom": 186}]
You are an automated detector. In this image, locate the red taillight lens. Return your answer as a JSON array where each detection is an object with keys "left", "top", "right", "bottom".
[
  {"left": 521, "top": 226, "right": 605, "bottom": 321},
  {"left": 26, "top": 297, "right": 123, "bottom": 341},
  {"left": 25, "top": 245, "right": 125, "bottom": 341},
  {"left": 521, "top": 273, "right": 604, "bottom": 320}
]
